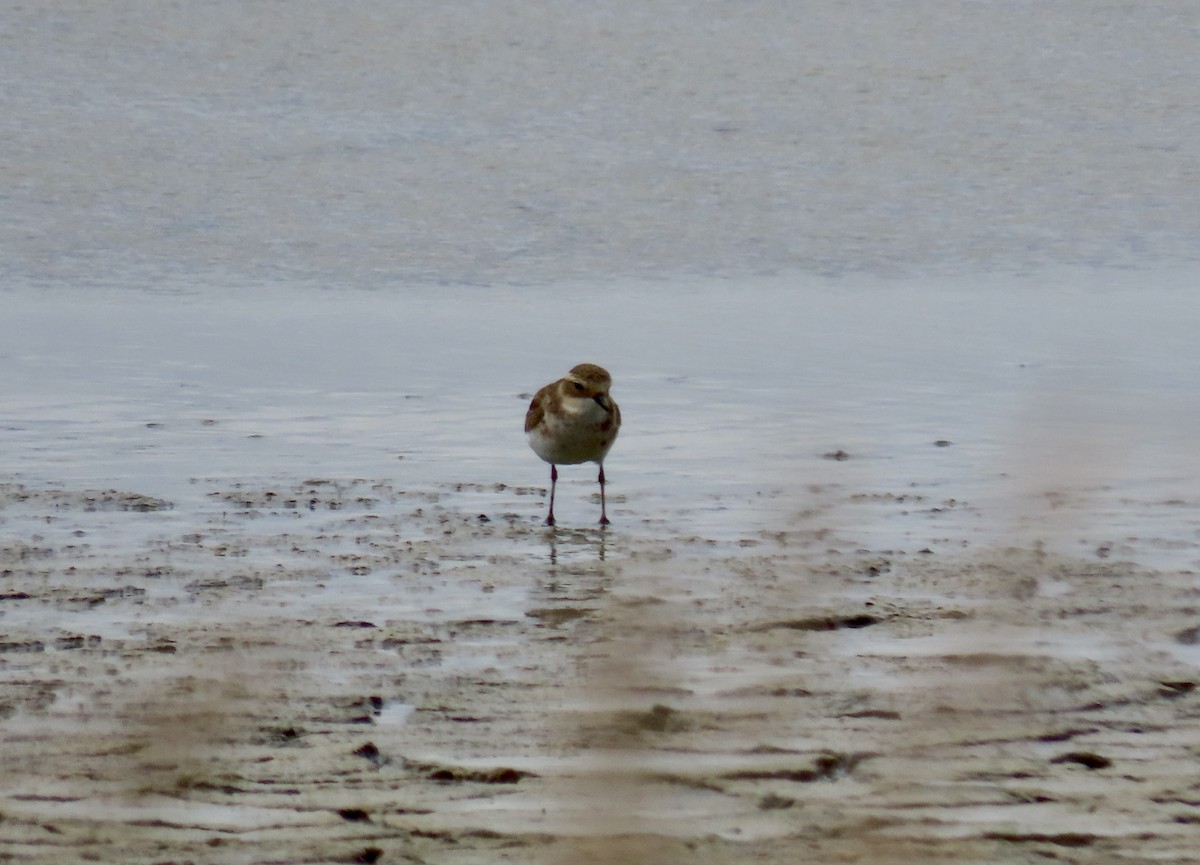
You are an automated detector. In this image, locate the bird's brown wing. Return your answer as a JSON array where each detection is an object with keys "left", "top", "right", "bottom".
[{"left": 524, "top": 383, "right": 553, "bottom": 433}]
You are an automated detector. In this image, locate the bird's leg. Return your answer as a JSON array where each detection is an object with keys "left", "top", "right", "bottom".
[
  {"left": 598, "top": 464, "right": 610, "bottom": 526},
  {"left": 545, "top": 464, "right": 558, "bottom": 527}
]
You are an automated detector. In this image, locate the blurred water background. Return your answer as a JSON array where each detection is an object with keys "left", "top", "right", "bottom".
[{"left": 3, "top": 0, "right": 1198, "bottom": 287}]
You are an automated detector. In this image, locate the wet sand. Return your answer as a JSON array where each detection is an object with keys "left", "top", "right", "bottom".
[{"left": 3, "top": 467, "right": 1199, "bottom": 863}]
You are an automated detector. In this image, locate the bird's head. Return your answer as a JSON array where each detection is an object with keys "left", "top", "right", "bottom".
[{"left": 563, "top": 363, "right": 615, "bottom": 411}]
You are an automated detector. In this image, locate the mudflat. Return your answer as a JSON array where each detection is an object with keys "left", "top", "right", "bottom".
[{"left": 2, "top": 471, "right": 1198, "bottom": 864}]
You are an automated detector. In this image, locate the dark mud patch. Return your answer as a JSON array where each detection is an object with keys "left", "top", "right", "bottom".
[
  {"left": 415, "top": 762, "right": 536, "bottom": 785},
  {"left": 751, "top": 612, "right": 883, "bottom": 632},
  {"left": 723, "top": 752, "right": 871, "bottom": 783},
  {"left": 0, "top": 484, "right": 172, "bottom": 512},
  {"left": 1050, "top": 751, "right": 1113, "bottom": 770},
  {"left": 984, "top": 832, "right": 1097, "bottom": 847}
]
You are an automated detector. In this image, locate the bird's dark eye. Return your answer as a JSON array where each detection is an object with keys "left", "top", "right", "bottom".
[{"left": 573, "top": 382, "right": 585, "bottom": 391}]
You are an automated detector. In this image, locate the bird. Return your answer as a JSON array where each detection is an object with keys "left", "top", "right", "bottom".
[{"left": 524, "top": 363, "right": 621, "bottom": 526}]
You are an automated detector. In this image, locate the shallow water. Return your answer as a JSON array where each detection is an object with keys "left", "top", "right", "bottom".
[
  {"left": 3, "top": 1, "right": 1199, "bottom": 287},
  {"left": 6, "top": 272, "right": 1200, "bottom": 552}
]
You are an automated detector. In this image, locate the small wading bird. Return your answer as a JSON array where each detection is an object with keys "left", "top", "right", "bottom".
[{"left": 524, "top": 363, "right": 621, "bottom": 526}]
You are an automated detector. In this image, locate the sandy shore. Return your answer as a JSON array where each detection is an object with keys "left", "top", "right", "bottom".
[{"left": 2, "top": 468, "right": 1199, "bottom": 864}]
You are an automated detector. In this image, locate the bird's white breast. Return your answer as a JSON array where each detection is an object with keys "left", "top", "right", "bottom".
[{"left": 528, "top": 396, "right": 616, "bottom": 466}]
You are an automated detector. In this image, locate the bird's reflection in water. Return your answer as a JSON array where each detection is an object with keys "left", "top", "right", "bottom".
[
  {"left": 546, "top": 526, "right": 606, "bottom": 567},
  {"left": 536, "top": 527, "right": 613, "bottom": 606}
]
